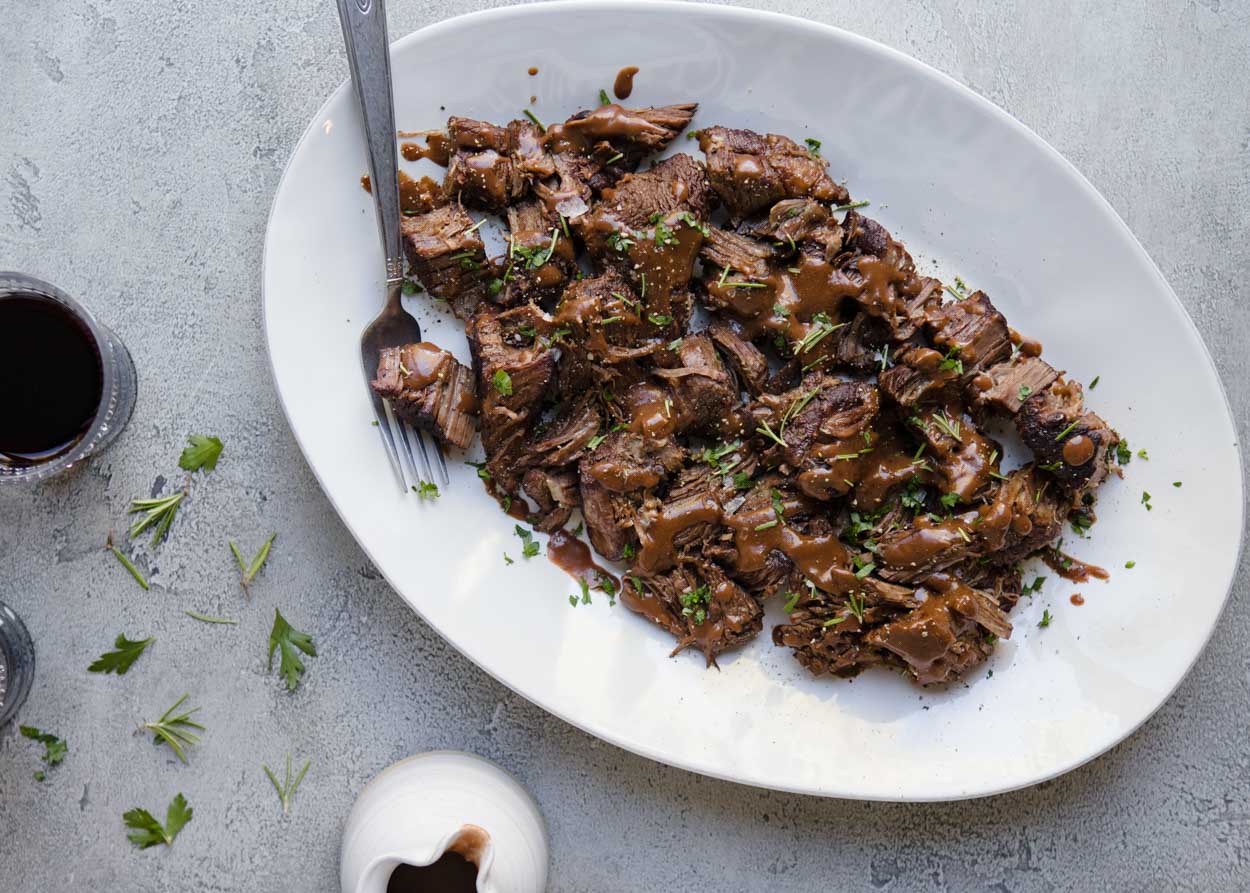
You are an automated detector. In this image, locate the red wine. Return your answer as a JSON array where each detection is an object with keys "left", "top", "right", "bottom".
[{"left": 0, "top": 295, "right": 103, "bottom": 462}]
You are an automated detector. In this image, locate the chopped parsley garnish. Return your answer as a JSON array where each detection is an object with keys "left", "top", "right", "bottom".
[
  {"left": 493, "top": 369, "right": 513, "bottom": 396},
  {"left": 938, "top": 346, "right": 963, "bottom": 375},
  {"left": 853, "top": 562, "right": 875, "bottom": 580},
  {"left": 598, "top": 88, "right": 611, "bottom": 105},
  {"left": 268, "top": 612, "right": 316, "bottom": 693},
  {"left": 1070, "top": 511, "right": 1092, "bottom": 535},
  {"left": 647, "top": 312, "right": 673, "bottom": 326},
  {"left": 503, "top": 553, "right": 514, "bottom": 565},
  {"left": 832, "top": 200, "right": 871, "bottom": 213},
  {"left": 700, "top": 440, "right": 742, "bottom": 475},
  {"left": 732, "top": 471, "right": 753, "bottom": 490},
  {"left": 1141, "top": 491, "right": 1152, "bottom": 511},
  {"left": 804, "top": 137, "right": 821, "bottom": 157},
  {"left": 900, "top": 478, "right": 927, "bottom": 510},
  {"left": 680, "top": 585, "right": 710, "bottom": 624},
  {"left": 487, "top": 278, "right": 504, "bottom": 297},
  {"left": 466, "top": 460, "right": 491, "bottom": 479},
  {"left": 605, "top": 151, "right": 624, "bottom": 164},
  {"left": 605, "top": 230, "right": 635, "bottom": 253},
  {"left": 1137, "top": 448, "right": 1149, "bottom": 460},
  {"left": 1018, "top": 384, "right": 1032, "bottom": 401},
  {"left": 1113, "top": 440, "right": 1132, "bottom": 465},
  {"left": 413, "top": 481, "right": 440, "bottom": 499},
  {"left": 939, "top": 492, "right": 959, "bottom": 510},
  {"left": 514, "top": 525, "right": 540, "bottom": 558},
  {"left": 781, "top": 590, "right": 802, "bottom": 614},
  {"left": 676, "top": 211, "right": 710, "bottom": 237},
  {"left": 1038, "top": 608, "right": 1053, "bottom": 628},
  {"left": 1023, "top": 575, "right": 1046, "bottom": 595},
  {"left": 668, "top": 338, "right": 684, "bottom": 352},
  {"left": 623, "top": 542, "right": 635, "bottom": 559},
  {"left": 653, "top": 220, "right": 677, "bottom": 246},
  {"left": 1125, "top": 560, "right": 1136, "bottom": 569},
  {"left": 20, "top": 726, "right": 67, "bottom": 781},
  {"left": 1173, "top": 481, "right": 1182, "bottom": 488}
]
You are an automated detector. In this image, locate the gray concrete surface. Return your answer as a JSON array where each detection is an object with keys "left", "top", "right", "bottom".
[{"left": 1, "top": 0, "right": 1248, "bottom": 889}]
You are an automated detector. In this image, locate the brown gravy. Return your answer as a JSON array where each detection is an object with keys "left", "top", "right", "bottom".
[
  {"left": 1070, "top": 593, "right": 1085, "bottom": 605},
  {"left": 386, "top": 853, "right": 477, "bottom": 892},
  {"left": 613, "top": 65, "right": 640, "bottom": 99},
  {"left": 527, "top": 66, "right": 539, "bottom": 76},
  {"left": 548, "top": 529, "right": 619, "bottom": 593},
  {"left": 400, "top": 132, "right": 451, "bottom": 166},
  {"left": 1042, "top": 548, "right": 1110, "bottom": 583}
]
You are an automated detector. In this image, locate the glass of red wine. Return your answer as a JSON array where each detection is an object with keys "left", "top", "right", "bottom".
[{"left": 0, "top": 272, "right": 137, "bottom": 483}]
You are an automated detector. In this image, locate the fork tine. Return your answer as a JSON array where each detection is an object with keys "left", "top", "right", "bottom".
[
  {"left": 430, "top": 435, "right": 449, "bottom": 486},
  {"left": 381, "top": 399, "right": 415, "bottom": 493},
  {"left": 371, "top": 396, "right": 409, "bottom": 494},
  {"left": 403, "top": 421, "right": 436, "bottom": 486}
]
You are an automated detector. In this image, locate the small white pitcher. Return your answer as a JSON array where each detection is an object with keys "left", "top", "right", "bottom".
[{"left": 340, "top": 751, "right": 548, "bottom": 893}]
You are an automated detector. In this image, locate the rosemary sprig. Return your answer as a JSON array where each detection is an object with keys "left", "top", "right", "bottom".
[
  {"left": 229, "top": 533, "right": 277, "bottom": 591},
  {"left": 183, "top": 610, "right": 239, "bottom": 625},
  {"left": 106, "top": 532, "right": 149, "bottom": 590},
  {"left": 263, "top": 753, "right": 311, "bottom": 815},
  {"left": 140, "top": 694, "right": 204, "bottom": 765},
  {"left": 127, "top": 488, "right": 187, "bottom": 545}
]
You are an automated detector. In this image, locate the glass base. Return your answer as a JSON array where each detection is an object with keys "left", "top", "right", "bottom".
[{"left": 0, "top": 601, "right": 35, "bottom": 728}]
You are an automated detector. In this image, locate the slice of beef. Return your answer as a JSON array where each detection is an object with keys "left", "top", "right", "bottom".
[
  {"left": 828, "top": 312, "right": 889, "bottom": 374},
  {"left": 585, "top": 153, "right": 713, "bottom": 233},
  {"left": 550, "top": 102, "right": 698, "bottom": 166},
  {"left": 579, "top": 475, "right": 639, "bottom": 561},
  {"left": 741, "top": 198, "right": 832, "bottom": 249},
  {"left": 697, "top": 126, "right": 850, "bottom": 219},
  {"left": 498, "top": 199, "right": 576, "bottom": 306},
  {"left": 400, "top": 203, "right": 491, "bottom": 318},
  {"left": 975, "top": 465, "right": 1066, "bottom": 563},
  {"left": 521, "top": 467, "right": 579, "bottom": 532},
  {"left": 523, "top": 393, "right": 602, "bottom": 468},
  {"left": 580, "top": 430, "right": 685, "bottom": 494},
  {"left": 550, "top": 273, "right": 659, "bottom": 365},
  {"left": 623, "top": 559, "right": 763, "bottom": 665},
  {"left": 876, "top": 513, "right": 978, "bottom": 584},
  {"left": 864, "top": 574, "right": 1011, "bottom": 685},
  {"left": 960, "top": 562, "right": 1025, "bottom": 612},
  {"left": 969, "top": 353, "right": 1060, "bottom": 417},
  {"left": 443, "top": 117, "right": 553, "bottom": 211},
  {"left": 1017, "top": 379, "right": 1118, "bottom": 493},
  {"left": 925, "top": 291, "right": 1012, "bottom": 377},
  {"left": 907, "top": 405, "right": 998, "bottom": 502},
  {"left": 466, "top": 306, "right": 558, "bottom": 491},
  {"left": 699, "top": 227, "right": 774, "bottom": 281},
  {"left": 837, "top": 212, "right": 941, "bottom": 343},
  {"left": 652, "top": 333, "right": 737, "bottom": 436},
  {"left": 878, "top": 346, "right": 960, "bottom": 408},
  {"left": 534, "top": 151, "right": 598, "bottom": 221},
  {"left": 370, "top": 342, "right": 478, "bottom": 449},
  {"left": 707, "top": 317, "right": 768, "bottom": 396}
]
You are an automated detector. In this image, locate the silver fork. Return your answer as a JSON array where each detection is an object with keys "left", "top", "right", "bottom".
[{"left": 336, "top": 0, "right": 448, "bottom": 493}]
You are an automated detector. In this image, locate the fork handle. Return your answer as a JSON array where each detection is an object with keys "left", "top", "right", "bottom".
[{"left": 336, "top": 0, "right": 404, "bottom": 284}]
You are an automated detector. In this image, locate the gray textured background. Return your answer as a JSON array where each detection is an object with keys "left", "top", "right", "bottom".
[{"left": 2, "top": 0, "right": 1248, "bottom": 890}]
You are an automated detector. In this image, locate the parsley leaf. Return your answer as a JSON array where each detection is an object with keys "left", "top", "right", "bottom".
[
  {"left": 88, "top": 634, "right": 154, "bottom": 676},
  {"left": 268, "top": 610, "right": 316, "bottom": 692},
  {"left": 514, "top": 525, "right": 540, "bottom": 558},
  {"left": 493, "top": 369, "right": 513, "bottom": 396},
  {"left": 679, "top": 585, "right": 710, "bottom": 625},
  {"left": 1038, "top": 608, "right": 1053, "bottom": 628},
  {"left": 804, "top": 137, "right": 821, "bottom": 157},
  {"left": 413, "top": 481, "right": 440, "bottom": 499},
  {"left": 178, "top": 435, "right": 223, "bottom": 472},
  {"left": 20, "top": 726, "right": 67, "bottom": 781},
  {"left": 124, "top": 793, "right": 192, "bottom": 849}
]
